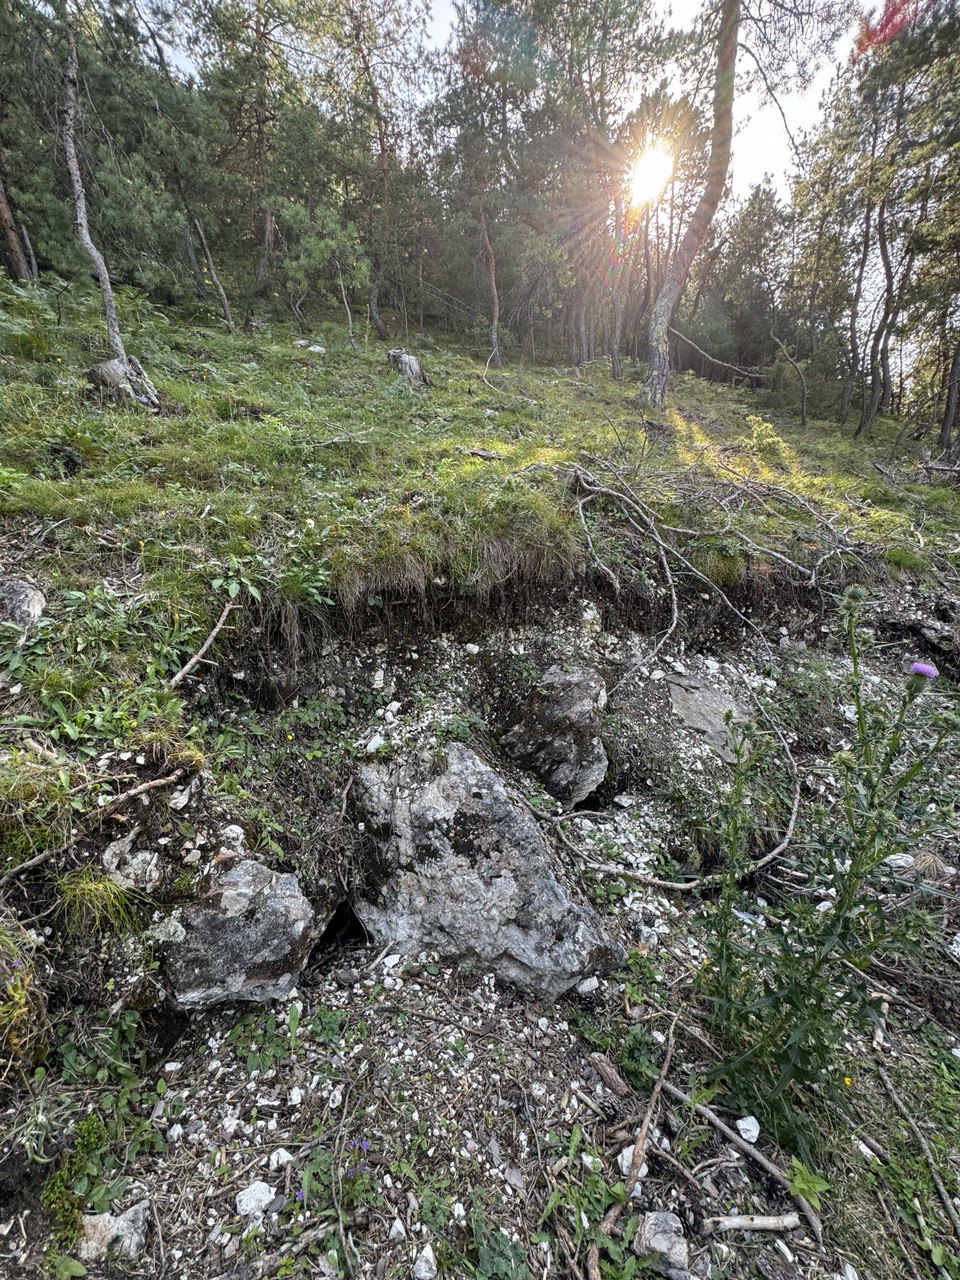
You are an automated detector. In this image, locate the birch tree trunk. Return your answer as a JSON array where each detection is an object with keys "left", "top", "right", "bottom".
[
  {"left": 61, "top": 21, "right": 158, "bottom": 407},
  {"left": 62, "top": 24, "right": 124, "bottom": 362},
  {"left": 644, "top": 0, "right": 740, "bottom": 408},
  {"left": 194, "top": 218, "right": 234, "bottom": 331},
  {"left": 478, "top": 203, "right": 501, "bottom": 369}
]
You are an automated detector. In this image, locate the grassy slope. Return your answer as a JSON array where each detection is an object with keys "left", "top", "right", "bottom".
[{"left": 3, "top": 283, "right": 960, "bottom": 1279}]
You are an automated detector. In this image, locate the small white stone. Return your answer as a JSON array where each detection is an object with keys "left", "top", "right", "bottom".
[
  {"left": 413, "top": 1244, "right": 438, "bottom": 1280},
  {"left": 365, "top": 733, "right": 386, "bottom": 754},
  {"left": 269, "top": 1148, "right": 294, "bottom": 1170},
  {"left": 883, "top": 853, "right": 915, "bottom": 872},
  {"left": 289, "top": 1086, "right": 303, "bottom": 1106},
  {"left": 383, "top": 954, "right": 401, "bottom": 969},
  {"left": 650, "top": 669, "right": 665, "bottom": 682},
  {"left": 465, "top": 643, "right": 480, "bottom": 655},
  {"left": 236, "top": 1181, "right": 274, "bottom": 1216},
  {"left": 388, "top": 1218, "right": 407, "bottom": 1241},
  {"left": 735, "top": 1115, "right": 760, "bottom": 1144},
  {"left": 576, "top": 976, "right": 599, "bottom": 995}
]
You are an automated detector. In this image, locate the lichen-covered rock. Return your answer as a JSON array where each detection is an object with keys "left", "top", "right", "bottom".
[
  {"left": 667, "top": 676, "right": 743, "bottom": 761},
  {"left": 160, "top": 858, "right": 316, "bottom": 1009},
  {"left": 78, "top": 1200, "right": 150, "bottom": 1262},
  {"left": 0, "top": 578, "right": 45, "bottom": 628},
  {"left": 353, "top": 743, "right": 622, "bottom": 998},
  {"left": 633, "top": 1211, "right": 690, "bottom": 1277},
  {"left": 502, "top": 664, "right": 609, "bottom": 804}
]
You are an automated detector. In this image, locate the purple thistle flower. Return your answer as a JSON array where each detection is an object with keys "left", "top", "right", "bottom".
[{"left": 910, "top": 661, "right": 938, "bottom": 678}]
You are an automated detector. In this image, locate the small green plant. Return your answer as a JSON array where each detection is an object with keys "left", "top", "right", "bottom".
[
  {"left": 0, "top": 921, "right": 49, "bottom": 1075},
  {"left": 55, "top": 868, "right": 145, "bottom": 939}
]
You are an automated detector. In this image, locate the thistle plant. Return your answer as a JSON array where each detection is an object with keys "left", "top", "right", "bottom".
[{"left": 700, "top": 589, "right": 959, "bottom": 1135}]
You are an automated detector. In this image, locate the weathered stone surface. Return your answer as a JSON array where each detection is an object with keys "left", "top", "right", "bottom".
[
  {"left": 0, "top": 579, "right": 45, "bottom": 628},
  {"left": 667, "top": 676, "right": 743, "bottom": 761},
  {"left": 102, "top": 825, "right": 162, "bottom": 891},
  {"left": 502, "top": 664, "right": 609, "bottom": 804},
  {"left": 353, "top": 743, "right": 623, "bottom": 998},
  {"left": 161, "top": 858, "right": 316, "bottom": 1009},
  {"left": 633, "top": 1211, "right": 690, "bottom": 1277},
  {"left": 78, "top": 1200, "right": 150, "bottom": 1261}
]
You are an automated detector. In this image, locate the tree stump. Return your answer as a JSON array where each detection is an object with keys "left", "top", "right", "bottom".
[
  {"left": 87, "top": 356, "right": 160, "bottom": 409},
  {"left": 387, "top": 348, "right": 431, "bottom": 387}
]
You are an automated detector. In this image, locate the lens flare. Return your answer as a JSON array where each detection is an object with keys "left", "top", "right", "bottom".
[{"left": 628, "top": 145, "right": 674, "bottom": 207}]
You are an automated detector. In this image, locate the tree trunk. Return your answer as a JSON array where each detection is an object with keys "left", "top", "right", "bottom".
[
  {"left": 335, "top": 258, "right": 357, "bottom": 350},
  {"left": 21, "top": 225, "right": 38, "bottom": 280},
  {"left": 62, "top": 22, "right": 158, "bottom": 407},
  {"left": 609, "top": 190, "right": 625, "bottom": 381},
  {"left": 645, "top": 0, "right": 740, "bottom": 407},
  {"left": 194, "top": 218, "right": 234, "bottom": 331},
  {"left": 369, "top": 280, "right": 388, "bottom": 340},
  {"left": 182, "top": 217, "right": 207, "bottom": 298},
  {"left": 771, "top": 328, "right": 807, "bottom": 428},
  {"left": 62, "top": 26, "right": 125, "bottom": 361},
  {"left": 939, "top": 337, "right": 960, "bottom": 456},
  {"left": 0, "top": 165, "right": 30, "bottom": 281},
  {"left": 478, "top": 203, "right": 501, "bottom": 369},
  {"left": 880, "top": 332, "right": 893, "bottom": 412}
]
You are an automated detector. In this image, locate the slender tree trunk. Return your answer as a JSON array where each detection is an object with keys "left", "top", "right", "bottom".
[
  {"left": 0, "top": 165, "right": 30, "bottom": 281},
  {"left": 609, "top": 189, "right": 624, "bottom": 380},
  {"left": 62, "top": 25, "right": 125, "bottom": 362},
  {"left": 194, "top": 218, "right": 234, "bottom": 331},
  {"left": 182, "top": 217, "right": 207, "bottom": 298},
  {"left": 939, "top": 337, "right": 960, "bottom": 456},
  {"left": 839, "top": 197, "right": 872, "bottom": 424},
  {"left": 369, "top": 280, "right": 388, "bottom": 340},
  {"left": 645, "top": 0, "right": 740, "bottom": 407},
  {"left": 335, "top": 257, "right": 357, "bottom": 350},
  {"left": 771, "top": 328, "right": 807, "bottom": 427},
  {"left": 478, "top": 203, "right": 501, "bottom": 369},
  {"left": 21, "top": 224, "right": 38, "bottom": 280},
  {"left": 880, "top": 332, "right": 893, "bottom": 412}
]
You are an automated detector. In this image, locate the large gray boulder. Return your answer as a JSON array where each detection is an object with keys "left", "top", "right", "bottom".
[
  {"left": 160, "top": 858, "right": 315, "bottom": 1009},
  {"left": 502, "top": 664, "right": 609, "bottom": 805},
  {"left": 0, "top": 579, "right": 45, "bottom": 628},
  {"left": 354, "top": 743, "right": 622, "bottom": 998}
]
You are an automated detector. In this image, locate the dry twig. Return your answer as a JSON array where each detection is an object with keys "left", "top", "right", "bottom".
[{"left": 169, "top": 600, "right": 238, "bottom": 689}]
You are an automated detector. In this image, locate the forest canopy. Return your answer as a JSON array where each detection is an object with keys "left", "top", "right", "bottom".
[{"left": 0, "top": 0, "right": 958, "bottom": 445}]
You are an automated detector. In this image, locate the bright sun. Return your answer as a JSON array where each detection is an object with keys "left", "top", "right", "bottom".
[{"left": 628, "top": 145, "right": 674, "bottom": 206}]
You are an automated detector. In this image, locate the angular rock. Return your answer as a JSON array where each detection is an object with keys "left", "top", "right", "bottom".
[
  {"left": 413, "top": 1244, "right": 438, "bottom": 1280},
  {"left": 103, "top": 825, "right": 162, "bottom": 891},
  {"left": 353, "top": 743, "right": 622, "bottom": 998},
  {"left": 502, "top": 664, "right": 608, "bottom": 804},
  {"left": 161, "top": 858, "right": 316, "bottom": 1009},
  {"left": 0, "top": 579, "right": 45, "bottom": 628},
  {"left": 667, "top": 677, "right": 743, "bottom": 761},
  {"left": 633, "top": 1211, "right": 689, "bottom": 1276},
  {"left": 236, "top": 1181, "right": 276, "bottom": 1217},
  {"left": 78, "top": 1200, "right": 150, "bottom": 1261}
]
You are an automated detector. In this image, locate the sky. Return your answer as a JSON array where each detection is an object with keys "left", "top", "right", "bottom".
[{"left": 428, "top": 0, "right": 854, "bottom": 198}]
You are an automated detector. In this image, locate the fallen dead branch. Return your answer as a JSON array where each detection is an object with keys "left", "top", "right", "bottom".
[
  {"left": 877, "top": 1064, "right": 960, "bottom": 1243},
  {"left": 659, "top": 1079, "right": 824, "bottom": 1246},
  {"left": 170, "top": 600, "right": 238, "bottom": 689},
  {"left": 588, "top": 1052, "right": 824, "bottom": 1246},
  {"left": 586, "top": 1020, "right": 677, "bottom": 1280},
  {"left": 0, "top": 768, "right": 186, "bottom": 888},
  {"left": 703, "top": 1213, "right": 801, "bottom": 1233}
]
